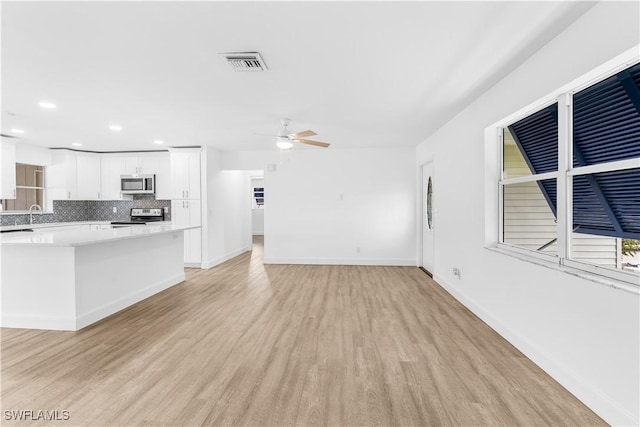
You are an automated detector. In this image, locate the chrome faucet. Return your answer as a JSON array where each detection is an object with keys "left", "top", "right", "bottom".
[{"left": 29, "top": 204, "right": 43, "bottom": 225}]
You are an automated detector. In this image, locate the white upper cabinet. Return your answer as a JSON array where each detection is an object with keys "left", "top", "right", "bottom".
[
  {"left": 170, "top": 149, "right": 201, "bottom": 200},
  {"left": 100, "top": 157, "right": 126, "bottom": 200},
  {"left": 1, "top": 140, "right": 17, "bottom": 199},
  {"left": 45, "top": 150, "right": 171, "bottom": 202},
  {"left": 47, "top": 151, "right": 78, "bottom": 200},
  {"left": 100, "top": 152, "right": 170, "bottom": 200},
  {"left": 154, "top": 155, "right": 171, "bottom": 200},
  {"left": 49, "top": 151, "right": 102, "bottom": 201},
  {"left": 76, "top": 155, "right": 102, "bottom": 200},
  {"left": 123, "top": 156, "right": 163, "bottom": 175}
]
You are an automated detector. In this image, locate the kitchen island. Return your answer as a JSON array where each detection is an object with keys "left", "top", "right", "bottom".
[{"left": 1, "top": 224, "right": 198, "bottom": 331}]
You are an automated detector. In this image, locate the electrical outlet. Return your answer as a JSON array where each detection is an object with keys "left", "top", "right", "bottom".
[
  {"left": 112, "top": 207, "right": 117, "bottom": 213},
  {"left": 453, "top": 267, "right": 461, "bottom": 279},
  {"left": 164, "top": 207, "right": 169, "bottom": 214}
]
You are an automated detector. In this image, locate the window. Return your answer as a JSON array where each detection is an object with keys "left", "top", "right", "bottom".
[
  {"left": 492, "top": 59, "right": 640, "bottom": 286},
  {"left": 1, "top": 163, "right": 46, "bottom": 211},
  {"left": 252, "top": 187, "right": 264, "bottom": 209}
]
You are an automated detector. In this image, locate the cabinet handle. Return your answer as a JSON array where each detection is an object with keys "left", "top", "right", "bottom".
[
  {"left": 186, "top": 201, "right": 189, "bottom": 208},
  {"left": 98, "top": 192, "right": 101, "bottom": 199},
  {"left": 68, "top": 191, "right": 71, "bottom": 199},
  {"left": 186, "top": 190, "right": 189, "bottom": 198}
]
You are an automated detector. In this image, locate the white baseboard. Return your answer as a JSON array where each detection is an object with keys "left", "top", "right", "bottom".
[
  {"left": 1, "top": 314, "right": 76, "bottom": 331},
  {"left": 202, "top": 246, "right": 251, "bottom": 269},
  {"left": 433, "top": 274, "right": 638, "bottom": 427},
  {"left": 263, "top": 257, "right": 416, "bottom": 266},
  {"left": 75, "top": 273, "right": 185, "bottom": 330}
]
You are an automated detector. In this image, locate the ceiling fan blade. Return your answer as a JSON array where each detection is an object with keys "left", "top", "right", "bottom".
[
  {"left": 298, "top": 139, "right": 330, "bottom": 148},
  {"left": 289, "top": 129, "right": 317, "bottom": 139}
]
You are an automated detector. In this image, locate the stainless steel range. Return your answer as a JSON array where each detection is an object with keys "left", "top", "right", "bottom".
[{"left": 110, "top": 208, "right": 164, "bottom": 227}]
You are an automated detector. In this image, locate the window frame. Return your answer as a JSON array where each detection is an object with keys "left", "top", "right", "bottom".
[
  {"left": 1, "top": 164, "right": 48, "bottom": 213},
  {"left": 487, "top": 46, "right": 640, "bottom": 288}
]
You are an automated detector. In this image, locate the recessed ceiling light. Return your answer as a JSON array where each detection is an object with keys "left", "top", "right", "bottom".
[
  {"left": 10, "top": 128, "right": 24, "bottom": 134},
  {"left": 39, "top": 102, "right": 56, "bottom": 109},
  {"left": 72, "top": 142, "right": 82, "bottom": 147},
  {"left": 153, "top": 140, "right": 164, "bottom": 145},
  {"left": 109, "top": 125, "right": 122, "bottom": 131}
]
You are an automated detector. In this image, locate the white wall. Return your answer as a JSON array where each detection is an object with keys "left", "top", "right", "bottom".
[
  {"left": 202, "top": 147, "right": 252, "bottom": 268},
  {"left": 415, "top": 2, "right": 639, "bottom": 425},
  {"left": 264, "top": 148, "right": 416, "bottom": 265}
]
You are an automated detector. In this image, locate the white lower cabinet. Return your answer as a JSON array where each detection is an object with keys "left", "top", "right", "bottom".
[{"left": 171, "top": 199, "right": 201, "bottom": 265}]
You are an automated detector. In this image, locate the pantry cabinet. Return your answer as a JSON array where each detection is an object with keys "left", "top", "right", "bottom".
[
  {"left": 171, "top": 199, "right": 201, "bottom": 265},
  {"left": 170, "top": 149, "right": 200, "bottom": 200}
]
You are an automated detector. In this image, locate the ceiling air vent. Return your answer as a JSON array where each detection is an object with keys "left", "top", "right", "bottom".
[{"left": 220, "top": 52, "right": 268, "bottom": 72}]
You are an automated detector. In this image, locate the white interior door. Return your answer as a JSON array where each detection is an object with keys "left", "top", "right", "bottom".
[{"left": 422, "top": 162, "right": 435, "bottom": 275}]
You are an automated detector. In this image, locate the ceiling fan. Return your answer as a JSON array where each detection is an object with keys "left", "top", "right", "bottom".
[{"left": 272, "top": 118, "right": 330, "bottom": 150}]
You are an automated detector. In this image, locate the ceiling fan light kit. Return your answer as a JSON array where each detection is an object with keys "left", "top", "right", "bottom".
[
  {"left": 272, "top": 118, "right": 331, "bottom": 150},
  {"left": 276, "top": 137, "right": 293, "bottom": 150}
]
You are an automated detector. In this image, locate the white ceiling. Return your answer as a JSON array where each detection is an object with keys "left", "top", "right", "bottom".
[{"left": 1, "top": 1, "right": 594, "bottom": 152}]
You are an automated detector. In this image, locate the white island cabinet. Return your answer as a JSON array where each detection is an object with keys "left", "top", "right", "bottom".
[{"left": 0, "top": 224, "right": 198, "bottom": 331}]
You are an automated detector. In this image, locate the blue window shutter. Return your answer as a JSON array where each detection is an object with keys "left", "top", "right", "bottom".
[
  {"left": 508, "top": 104, "right": 558, "bottom": 216},
  {"left": 509, "top": 64, "right": 640, "bottom": 240}
]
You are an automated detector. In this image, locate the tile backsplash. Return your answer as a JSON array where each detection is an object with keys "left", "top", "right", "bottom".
[{"left": 1, "top": 195, "right": 171, "bottom": 226}]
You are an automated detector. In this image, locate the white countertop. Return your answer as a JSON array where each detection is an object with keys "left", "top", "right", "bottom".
[
  {"left": 0, "top": 221, "right": 171, "bottom": 232},
  {"left": 1, "top": 223, "right": 198, "bottom": 247},
  {"left": 1, "top": 221, "right": 106, "bottom": 232}
]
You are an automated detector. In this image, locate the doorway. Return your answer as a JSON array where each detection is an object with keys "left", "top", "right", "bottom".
[{"left": 421, "top": 162, "right": 435, "bottom": 275}]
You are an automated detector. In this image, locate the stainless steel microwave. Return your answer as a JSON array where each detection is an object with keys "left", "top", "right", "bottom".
[{"left": 120, "top": 174, "right": 155, "bottom": 194}]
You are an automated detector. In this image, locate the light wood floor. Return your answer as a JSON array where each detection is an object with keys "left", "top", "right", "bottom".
[{"left": 1, "top": 236, "right": 605, "bottom": 426}]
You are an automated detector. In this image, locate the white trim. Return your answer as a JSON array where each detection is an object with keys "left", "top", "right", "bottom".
[
  {"left": 201, "top": 246, "right": 251, "bottom": 269},
  {"left": 263, "top": 257, "right": 416, "bottom": 266},
  {"left": 500, "top": 171, "right": 558, "bottom": 186},
  {"left": 0, "top": 314, "right": 76, "bottom": 331},
  {"left": 75, "top": 273, "right": 185, "bottom": 329},
  {"left": 558, "top": 92, "right": 572, "bottom": 262},
  {"left": 433, "top": 272, "right": 639, "bottom": 426},
  {"left": 568, "top": 157, "right": 640, "bottom": 176},
  {"left": 496, "top": 242, "right": 558, "bottom": 264},
  {"left": 489, "top": 246, "right": 639, "bottom": 294},
  {"left": 564, "top": 258, "right": 639, "bottom": 287},
  {"left": 1, "top": 273, "right": 186, "bottom": 331}
]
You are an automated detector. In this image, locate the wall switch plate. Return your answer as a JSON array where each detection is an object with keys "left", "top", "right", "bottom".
[{"left": 164, "top": 207, "right": 169, "bottom": 213}]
